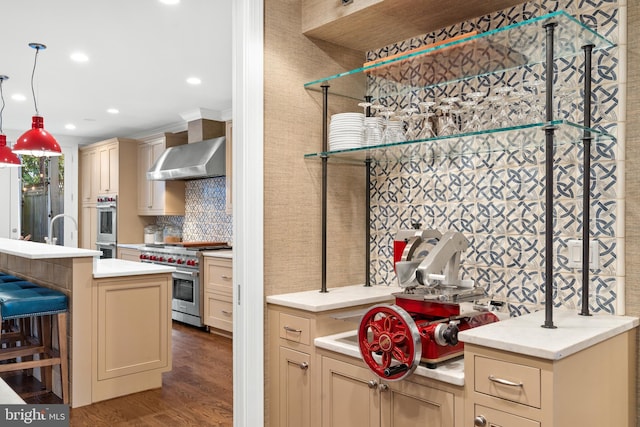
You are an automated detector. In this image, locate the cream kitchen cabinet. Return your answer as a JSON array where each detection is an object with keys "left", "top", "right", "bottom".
[
  {"left": 91, "top": 271, "right": 172, "bottom": 402},
  {"left": 464, "top": 329, "right": 636, "bottom": 427},
  {"left": 268, "top": 301, "right": 391, "bottom": 427},
  {"left": 98, "top": 141, "right": 119, "bottom": 194},
  {"left": 80, "top": 148, "right": 98, "bottom": 204},
  {"left": 117, "top": 247, "right": 141, "bottom": 262},
  {"left": 203, "top": 255, "right": 233, "bottom": 336},
  {"left": 137, "top": 132, "right": 187, "bottom": 216},
  {"left": 80, "top": 205, "right": 97, "bottom": 251},
  {"left": 79, "top": 137, "right": 151, "bottom": 249},
  {"left": 320, "top": 352, "right": 461, "bottom": 427}
]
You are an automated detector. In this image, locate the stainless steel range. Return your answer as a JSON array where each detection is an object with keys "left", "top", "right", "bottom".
[{"left": 139, "top": 244, "right": 231, "bottom": 327}]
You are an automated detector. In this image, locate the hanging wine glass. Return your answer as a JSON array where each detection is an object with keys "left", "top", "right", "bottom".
[{"left": 417, "top": 101, "right": 436, "bottom": 139}]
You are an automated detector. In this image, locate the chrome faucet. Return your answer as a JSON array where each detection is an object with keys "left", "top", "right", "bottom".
[{"left": 46, "top": 214, "right": 79, "bottom": 245}]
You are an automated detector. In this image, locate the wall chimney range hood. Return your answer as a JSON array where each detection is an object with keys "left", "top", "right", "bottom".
[{"left": 147, "top": 136, "right": 226, "bottom": 181}]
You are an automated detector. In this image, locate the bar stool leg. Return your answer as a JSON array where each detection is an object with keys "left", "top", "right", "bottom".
[
  {"left": 57, "top": 312, "right": 69, "bottom": 404},
  {"left": 41, "top": 315, "right": 53, "bottom": 391}
]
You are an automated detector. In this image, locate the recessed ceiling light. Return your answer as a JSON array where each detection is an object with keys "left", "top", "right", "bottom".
[
  {"left": 159, "top": 0, "right": 180, "bottom": 4},
  {"left": 70, "top": 52, "right": 89, "bottom": 63},
  {"left": 186, "top": 77, "right": 201, "bottom": 85},
  {"left": 11, "top": 94, "right": 26, "bottom": 101},
  {"left": 107, "top": 108, "right": 119, "bottom": 114},
  {"left": 65, "top": 124, "right": 76, "bottom": 130}
]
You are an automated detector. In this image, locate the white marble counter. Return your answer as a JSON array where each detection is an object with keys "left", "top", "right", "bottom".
[
  {"left": 459, "top": 308, "right": 639, "bottom": 360},
  {"left": 266, "top": 284, "right": 400, "bottom": 312},
  {"left": 202, "top": 249, "right": 233, "bottom": 259},
  {"left": 315, "top": 330, "right": 465, "bottom": 386},
  {"left": 93, "top": 258, "right": 175, "bottom": 278},
  {"left": 0, "top": 237, "right": 101, "bottom": 259},
  {"left": 0, "top": 378, "right": 25, "bottom": 404}
]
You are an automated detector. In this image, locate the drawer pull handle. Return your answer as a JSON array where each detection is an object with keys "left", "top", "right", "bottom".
[
  {"left": 488, "top": 375, "right": 523, "bottom": 387},
  {"left": 366, "top": 380, "right": 378, "bottom": 389},
  {"left": 283, "top": 326, "right": 302, "bottom": 333},
  {"left": 221, "top": 310, "right": 232, "bottom": 316},
  {"left": 221, "top": 275, "right": 232, "bottom": 280},
  {"left": 299, "top": 362, "right": 309, "bottom": 370}
]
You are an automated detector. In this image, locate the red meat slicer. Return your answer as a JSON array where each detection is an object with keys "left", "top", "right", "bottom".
[{"left": 358, "top": 229, "right": 499, "bottom": 381}]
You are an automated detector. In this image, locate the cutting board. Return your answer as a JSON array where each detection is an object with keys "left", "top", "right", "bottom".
[{"left": 169, "top": 241, "right": 229, "bottom": 248}]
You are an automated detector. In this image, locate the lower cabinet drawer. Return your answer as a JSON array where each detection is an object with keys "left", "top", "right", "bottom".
[
  {"left": 205, "top": 292, "right": 233, "bottom": 332},
  {"left": 474, "top": 355, "right": 541, "bottom": 408},
  {"left": 473, "top": 404, "right": 540, "bottom": 427},
  {"left": 279, "top": 312, "right": 310, "bottom": 345}
]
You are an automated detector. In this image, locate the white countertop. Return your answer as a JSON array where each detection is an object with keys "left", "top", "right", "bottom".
[
  {"left": 0, "top": 378, "right": 25, "bottom": 404},
  {"left": 266, "top": 284, "right": 400, "bottom": 312},
  {"left": 315, "top": 330, "right": 465, "bottom": 386},
  {"left": 93, "top": 258, "right": 175, "bottom": 278},
  {"left": 459, "top": 308, "right": 639, "bottom": 360},
  {"left": 202, "top": 249, "right": 233, "bottom": 259},
  {"left": 0, "top": 237, "right": 101, "bottom": 259}
]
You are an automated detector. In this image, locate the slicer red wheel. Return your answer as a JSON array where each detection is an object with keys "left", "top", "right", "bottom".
[{"left": 358, "top": 304, "right": 422, "bottom": 381}]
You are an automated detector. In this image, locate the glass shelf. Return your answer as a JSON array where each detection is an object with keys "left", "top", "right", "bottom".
[
  {"left": 303, "top": 11, "right": 615, "bottom": 100},
  {"left": 303, "top": 121, "right": 613, "bottom": 165}
]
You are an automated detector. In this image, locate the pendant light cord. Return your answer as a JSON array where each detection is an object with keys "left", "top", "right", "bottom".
[{"left": 31, "top": 47, "right": 41, "bottom": 116}]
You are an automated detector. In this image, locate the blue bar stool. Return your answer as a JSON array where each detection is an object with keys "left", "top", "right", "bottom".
[{"left": 0, "top": 285, "right": 69, "bottom": 403}]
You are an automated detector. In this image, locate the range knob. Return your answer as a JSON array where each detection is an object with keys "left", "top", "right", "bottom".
[
  {"left": 159, "top": 257, "right": 165, "bottom": 262},
  {"left": 140, "top": 254, "right": 147, "bottom": 260},
  {"left": 187, "top": 260, "right": 195, "bottom": 266},
  {"left": 150, "top": 255, "right": 157, "bottom": 261},
  {"left": 176, "top": 259, "right": 184, "bottom": 265},
  {"left": 168, "top": 258, "right": 175, "bottom": 263}
]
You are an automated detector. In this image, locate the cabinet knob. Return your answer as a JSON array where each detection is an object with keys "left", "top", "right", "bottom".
[
  {"left": 366, "top": 380, "right": 378, "bottom": 389},
  {"left": 473, "top": 415, "right": 487, "bottom": 427},
  {"left": 299, "top": 362, "right": 309, "bottom": 370},
  {"left": 378, "top": 383, "right": 389, "bottom": 392}
]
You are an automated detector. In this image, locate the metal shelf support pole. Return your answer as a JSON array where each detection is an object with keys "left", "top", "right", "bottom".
[
  {"left": 580, "top": 44, "right": 595, "bottom": 316},
  {"left": 321, "top": 84, "right": 329, "bottom": 293},
  {"left": 364, "top": 95, "right": 372, "bottom": 287},
  {"left": 542, "top": 22, "right": 558, "bottom": 329}
]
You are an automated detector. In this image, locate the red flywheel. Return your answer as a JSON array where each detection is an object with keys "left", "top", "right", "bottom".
[{"left": 357, "top": 304, "right": 422, "bottom": 381}]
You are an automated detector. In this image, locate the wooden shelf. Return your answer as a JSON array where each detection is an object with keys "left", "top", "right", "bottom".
[{"left": 302, "top": 0, "right": 527, "bottom": 53}]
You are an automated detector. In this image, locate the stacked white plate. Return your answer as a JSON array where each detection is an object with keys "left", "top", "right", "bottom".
[{"left": 329, "top": 112, "right": 364, "bottom": 150}]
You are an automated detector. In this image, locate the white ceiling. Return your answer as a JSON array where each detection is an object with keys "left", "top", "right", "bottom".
[{"left": 0, "top": 0, "right": 232, "bottom": 144}]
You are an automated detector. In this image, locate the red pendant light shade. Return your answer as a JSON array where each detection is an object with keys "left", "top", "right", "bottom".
[
  {"left": 13, "top": 43, "right": 61, "bottom": 158},
  {"left": 13, "top": 116, "right": 61, "bottom": 157},
  {"left": 0, "top": 135, "right": 20, "bottom": 167}
]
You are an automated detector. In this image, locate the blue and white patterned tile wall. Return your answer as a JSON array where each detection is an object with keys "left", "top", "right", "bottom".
[
  {"left": 366, "top": 0, "right": 625, "bottom": 315},
  {"left": 156, "top": 177, "right": 233, "bottom": 243}
]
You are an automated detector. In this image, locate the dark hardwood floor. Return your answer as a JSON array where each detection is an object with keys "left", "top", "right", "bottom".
[{"left": 2, "top": 321, "right": 233, "bottom": 426}]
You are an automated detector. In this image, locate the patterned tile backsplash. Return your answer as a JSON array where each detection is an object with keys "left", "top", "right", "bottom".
[
  {"left": 366, "top": 0, "right": 625, "bottom": 315},
  {"left": 156, "top": 177, "right": 232, "bottom": 243}
]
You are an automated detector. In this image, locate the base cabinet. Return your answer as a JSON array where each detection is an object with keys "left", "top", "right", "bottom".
[
  {"left": 91, "top": 273, "right": 172, "bottom": 403},
  {"left": 268, "top": 303, "right": 388, "bottom": 427},
  {"left": 464, "top": 329, "right": 636, "bottom": 427},
  {"left": 280, "top": 347, "right": 312, "bottom": 427},
  {"left": 321, "top": 354, "right": 457, "bottom": 427},
  {"left": 203, "top": 256, "right": 233, "bottom": 335},
  {"left": 117, "top": 247, "right": 141, "bottom": 262}
]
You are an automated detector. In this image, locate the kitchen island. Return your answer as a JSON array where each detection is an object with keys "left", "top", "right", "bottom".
[{"left": 0, "top": 238, "right": 174, "bottom": 407}]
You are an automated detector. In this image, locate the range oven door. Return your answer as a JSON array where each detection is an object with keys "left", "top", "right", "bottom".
[
  {"left": 172, "top": 268, "right": 203, "bottom": 327},
  {"left": 96, "top": 202, "right": 117, "bottom": 243}
]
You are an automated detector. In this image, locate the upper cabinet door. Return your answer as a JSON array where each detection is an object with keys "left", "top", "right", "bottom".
[{"left": 98, "top": 142, "right": 118, "bottom": 194}]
